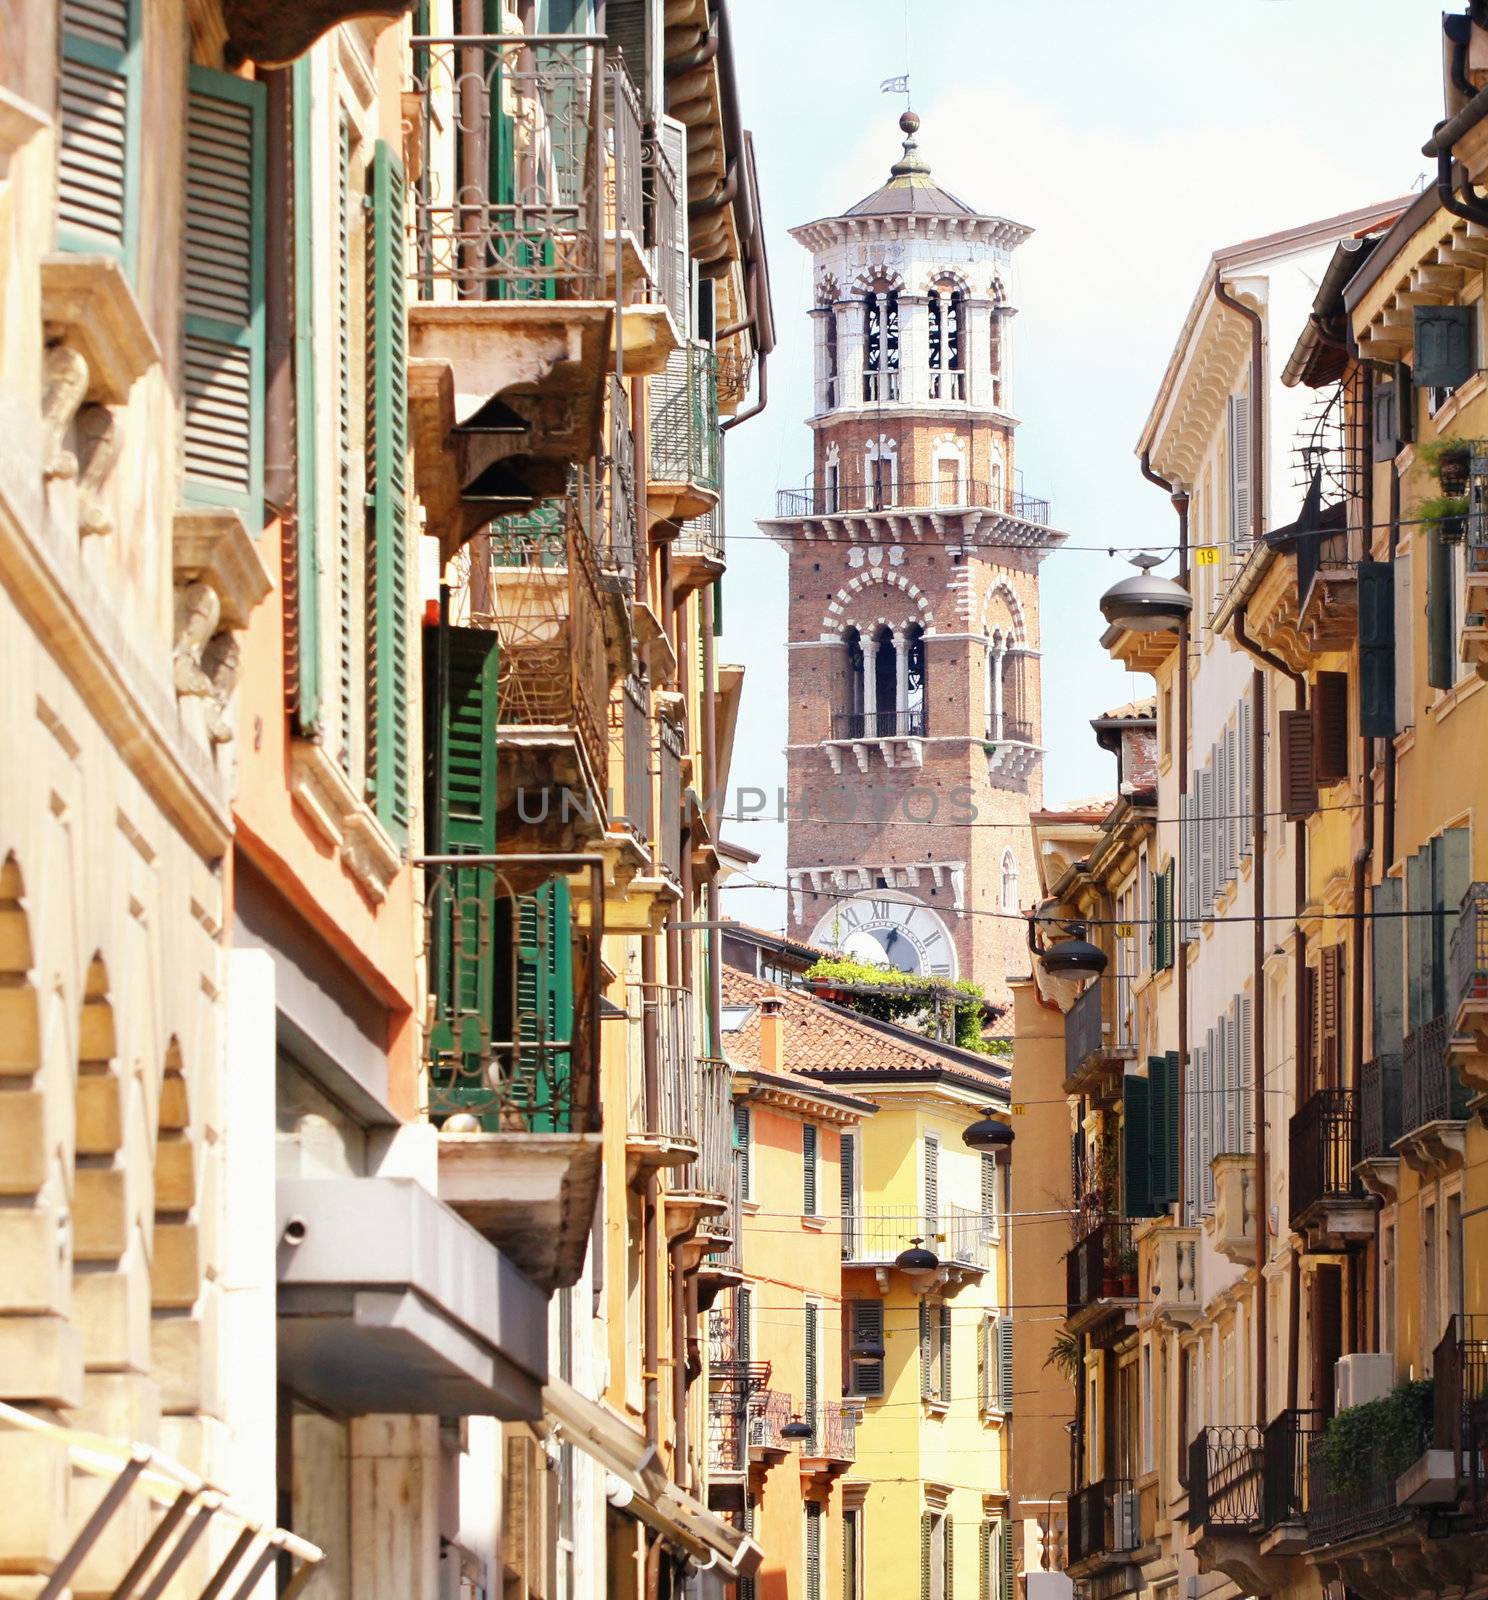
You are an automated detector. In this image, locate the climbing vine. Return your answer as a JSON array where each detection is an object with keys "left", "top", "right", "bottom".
[{"left": 801, "top": 956, "right": 999, "bottom": 1054}]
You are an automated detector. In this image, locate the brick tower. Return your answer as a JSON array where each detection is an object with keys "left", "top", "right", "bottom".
[{"left": 760, "top": 111, "right": 1065, "bottom": 1005}]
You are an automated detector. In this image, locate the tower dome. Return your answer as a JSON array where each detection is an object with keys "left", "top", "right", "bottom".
[{"left": 846, "top": 111, "right": 977, "bottom": 218}]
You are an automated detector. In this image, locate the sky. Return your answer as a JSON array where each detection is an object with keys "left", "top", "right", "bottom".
[{"left": 714, "top": 0, "right": 1450, "bottom": 934}]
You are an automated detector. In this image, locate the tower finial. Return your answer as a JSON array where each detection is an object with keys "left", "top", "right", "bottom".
[{"left": 890, "top": 109, "right": 930, "bottom": 180}]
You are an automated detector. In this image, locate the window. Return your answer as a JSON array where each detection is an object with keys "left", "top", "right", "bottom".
[
  {"left": 924, "top": 1134, "right": 940, "bottom": 1227},
  {"left": 981, "top": 1151, "right": 999, "bottom": 1237},
  {"left": 1227, "top": 392, "right": 1252, "bottom": 556},
  {"left": 803, "top": 1122, "right": 819, "bottom": 1216},
  {"left": 989, "top": 306, "right": 1005, "bottom": 408},
  {"left": 1423, "top": 1201, "right": 1439, "bottom": 1360},
  {"left": 847, "top": 1300, "right": 885, "bottom": 1397},
  {"left": 1142, "top": 1341, "right": 1155, "bottom": 1474},
  {"left": 1181, "top": 994, "right": 1252, "bottom": 1222},
  {"left": 928, "top": 286, "right": 965, "bottom": 400},
  {"left": 844, "top": 1506, "right": 864, "bottom": 1600},
  {"left": 978, "top": 1313, "right": 1013, "bottom": 1414},
  {"left": 863, "top": 289, "right": 900, "bottom": 402},
  {"left": 805, "top": 1503, "right": 823, "bottom": 1600},
  {"left": 58, "top": 0, "right": 143, "bottom": 274},
  {"left": 980, "top": 1517, "right": 1013, "bottom": 1600},
  {"left": 1000, "top": 850, "right": 1019, "bottom": 913},
  {"left": 921, "top": 1511, "right": 951, "bottom": 1600},
  {"left": 823, "top": 301, "right": 839, "bottom": 410},
  {"left": 734, "top": 1103, "right": 753, "bottom": 1199},
  {"left": 919, "top": 1299, "right": 951, "bottom": 1404},
  {"left": 805, "top": 1299, "right": 821, "bottom": 1443},
  {"left": 840, "top": 1131, "right": 859, "bottom": 1251},
  {"left": 1382, "top": 1216, "right": 1397, "bottom": 1356}
]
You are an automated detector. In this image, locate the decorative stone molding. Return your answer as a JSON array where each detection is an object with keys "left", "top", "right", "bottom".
[
  {"left": 221, "top": 0, "right": 414, "bottom": 69},
  {"left": 288, "top": 741, "right": 401, "bottom": 904},
  {"left": 171, "top": 508, "right": 272, "bottom": 756},
  {"left": 0, "top": 86, "right": 47, "bottom": 178}
]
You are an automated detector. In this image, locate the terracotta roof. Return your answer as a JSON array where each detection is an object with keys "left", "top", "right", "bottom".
[
  {"left": 1034, "top": 795, "right": 1115, "bottom": 822},
  {"left": 721, "top": 968, "right": 1009, "bottom": 1094},
  {"left": 1094, "top": 698, "right": 1156, "bottom": 723}
]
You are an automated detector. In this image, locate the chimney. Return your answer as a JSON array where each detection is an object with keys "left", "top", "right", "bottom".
[{"left": 758, "top": 995, "right": 785, "bottom": 1073}]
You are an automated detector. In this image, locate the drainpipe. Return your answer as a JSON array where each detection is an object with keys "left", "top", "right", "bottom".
[
  {"left": 1213, "top": 272, "right": 1275, "bottom": 1423},
  {"left": 1354, "top": 368, "right": 1377, "bottom": 1352},
  {"left": 671, "top": 1235, "right": 689, "bottom": 1486},
  {"left": 1140, "top": 452, "right": 1190, "bottom": 1211},
  {"left": 1383, "top": 459, "right": 1401, "bottom": 871},
  {"left": 642, "top": 937, "right": 661, "bottom": 1447},
  {"left": 703, "top": 584, "right": 723, "bottom": 1058}
]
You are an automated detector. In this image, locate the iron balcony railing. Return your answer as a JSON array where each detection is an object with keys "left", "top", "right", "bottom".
[
  {"left": 649, "top": 343, "right": 720, "bottom": 493},
  {"left": 700, "top": 1147, "right": 746, "bottom": 1269},
  {"left": 1288, "top": 1088, "right": 1361, "bottom": 1226},
  {"left": 1359, "top": 1052, "right": 1403, "bottom": 1159},
  {"left": 747, "top": 1389, "right": 791, "bottom": 1455},
  {"left": 601, "top": 382, "right": 640, "bottom": 593},
  {"left": 1305, "top": 1428, "right": 1409, "bottom": 1547},
  {"left": 1187, "top": 1426, "right": 1263, "bottom": 1533},
  {"left": 804, "top": 1402, "right": 857, "bottom": 1462},
  {"left": 423, "top": 861, "right": 601, "bottom": 1134},
  {"left": 842, "top": 1206, "right": 994, "bottom": 1274},
  {"left": 1065, "top": 978, "right": 1104, "bottom": 1083},
  {"left": 633, "top": 982, "right": 697, "bottom": 1147},
  {"left": 675, "top": 504, "right": 724, "bottom": 567},
  {"left": 608, "top": 673, "right": 652, "bottom": 843},
  {"left": 676, "top": 1056, "right": 734, "bottom": 1203},
  {"left": 657, "top": 718, "right": 683, "bottom": 883},
  {"left": 708, "top": 1393, "right": 749, "bottom": 1477},
  {"left": 1403, "top": 1012, "right": 1468, "bottom": 1130},
  {"left": 603, "top": 55, "right": 644, "bottom": 245},
  {"left": 998, "top": 715, "right": 1036, "bottom": 745},
  {"left": 1066, "top": 1216, "right": 1136, "bottom": 1319},
  {"left": 408, "top": 33, "right": 606, "bottom": 299},
  {"left": 1433, "top": 1313, "right": 1488, "bottom": 1490},
  {"left": 1068, "top": 1478, "right": 1138, "bottom": 1567},
  {"left": 641, "top": 133, "right": 683, "bottom": 326},
  {"left": 1451, "top": 882, "right": 1488, "bottom": 1017},
  {"left": 1261, "top": 1408, "right": 1321, "bottom": 1530},
  {"left": 775, "top": 479, "right": 1052, "bottom": 523},
  {"left": 830, "top": 706, "right": 927, "bottom": 740}
]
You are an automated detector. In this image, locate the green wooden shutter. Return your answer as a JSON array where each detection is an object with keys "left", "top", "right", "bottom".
[
  {"left": 1407, "top": 848, "right": 1431, "bottom": 1031},
  {"left": 336, "top": 110, "right": 355, "bottom": 770},
  {"left": 737, "top": 1284, "right": 752, "bottom": 1367},
  {"left": 805, "top": 1503, "right": 822, "bottom": 1600},
  {"left": 921, "top": 1514, "right": 934, "bottom": 1600},
  {"left": 1427, "top": 525, "right": 1456, "bottom": 691},
  {"left": 981, "top": 1153, "right": 997, "bottom": 1227},
  {"left": 366, "top": 141, "right": 410, "bottom": 841},
  {"left": 924, "top": 1134, "right": 940, "bottom": 1226},
  {"left": 182, "top": 65, "right": 266, "bottom": 529},
  {"left": 1372, "top": 380, "right": 1400, "bottom": 462},
  {"left": 426, "top": 626, "right": 499, "bottom": 1124},
  {"left": 512, "top": 879, "right": 574, "bottom": 1131},
  {"left": 1123, "top": 1074, "right": 1155, "bottom": 1217},
  {"left": 1154, "top": 864, "right": 1173, "bottom": 972},
  {"left": 733, "top": 1103, "right": 752, "bottom": 1196},
  {"left": 841, "top": 1130, "right": 857, "bottom": 1223},
  {"left": 977, "top": 1314, "right": 989, "bottom": 1412},
  {"left": 939, "top": 1302, "right": 952, "bottom": 1402},
  {"left": 805, "top": 1301, "right": 820, "bottom": 1446},
  {"left": 919, "top": 1301, "right": 932, "bottom": 1399},
  {"left": 998, "top": 1313, "right": 1014, "bottom": 1412},
  {"left": 1161, "top": 1052, "right": 1182, "bottom": 1204},
  {"left": 998, "top": 1515, "right": 1014, "bottom": 1600},
  {"left": 979, "top": 1522, "right": 992, "bottom": 1600},
  {"left": 1373, "top": 878, "right": 1405, "bottom": 1057},
  {"left": 1359, "top": 560, "right": 1396, "bottom": 738},
  {"left": 1413, "top": 305, "right": 1476, "bottom": 390},
  {"left": 291, "top": 58, "right": 321, "bottom": 732},
  {"left": 944, "top": 1517, "right": 955, "bottom": 1600},
  {"left": 803, "top": 1122, "right": 819, "bottom": 1216},
  {"left": 849, "top": 1299, "right": 884, "bottom": 1398},
  {"left": 58, "top": 0, "right": 141, "bottom": 272}
]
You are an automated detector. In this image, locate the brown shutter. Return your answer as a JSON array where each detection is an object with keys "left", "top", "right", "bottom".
[
  {"left": 1302, "top": 962, "right": 1319, "bottom": 1098},
  {"left": 1319, "top": 944, "right": 1343, "bottom": 1089},
  {"left": 1280, "top": 710, "right": 1318, "bottom": 818},
  {"left": 1312, "top": 671, "right": 1350, "bottom": 783}
]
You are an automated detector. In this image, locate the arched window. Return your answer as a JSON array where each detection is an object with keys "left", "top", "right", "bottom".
[
  {"left": 838, "top": 623, "right": 924, "bottom": 739},
  {"left": 863, "top": 290, "right": 900, "bottom": 402},
  {"left": 824, "top": 446, "right": 841, "bottom": 514},
  {"left": 865, "top": 440, "right": 898, "bottom": 509},
  {"left": 823, "top": 304, "right": 839, "bottom": 410},
  {"left": 928, "top": 286, "right": 965, "bottom": 400},
  {"left": 1001, "top": 850, "right": 1020, "bottom": 912}
]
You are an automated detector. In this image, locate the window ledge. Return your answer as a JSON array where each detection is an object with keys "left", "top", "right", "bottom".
[
  {"left": 1430, "top": 670, "right": 1487, "bottom": 726},
  {"left": 289, "top": 740, "right": 401, "bottom": 904},
  {"left": 741, "top": 1199, "right": 760, "bottom": 1214},
  {"left": 1424, "top": 370, "right": 1487, "bottom": 433},
  {"left": 41, "top": 253, "right": 161, "bottom": 403},
  {"left": 923, "top": 1399, "right": 950, "bottom": 1418},
  {"left": 802, "top": 1215, "right": 828, "bottom": 1231}
]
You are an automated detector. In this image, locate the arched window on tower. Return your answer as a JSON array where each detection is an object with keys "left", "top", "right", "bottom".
[
  {"left": 1001, "top": 849, "right": 1020, "bottom": 913},
  {"left": 836, "top": 623, "right": 925, "bottom": 739},
  {"left": 928, "top": 286, "right": 965, "bottom": 401},
  {"left": 865, "top": 441, "right": 898, "bottom": 510},
  {"left": 990, "top": 278, "right": 1007, "bottom": 410},
  {"left": 1002, "top": 646, "right": 1031, "bottom": 743},
  {"left": 823, "top": 304, "right": 839, "bottom": 410},
  {"left": 864, "top": 289, "right": 900, "bottom": 403}
]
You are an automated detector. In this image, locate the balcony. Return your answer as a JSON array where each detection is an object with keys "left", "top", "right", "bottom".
[
  {"left": 626, "top": 982, "right": 701, "bottom": 1180},
  {"left": 1148, "top": 1225, "right": 1199, "bottom": 1325},
  {"left": 1304, "top": 1428, "right": 1410, "bottom": 1549},
  {"left": 773, "top": 478, "right": 1052, "bottom": 525},
  {"left": 471, "top": 498, "right": 611, "bottom": 851},
  {"left": 842, "top": 1205, "right": 994, "bottom": 1291},
  {"left": 747, "top": 1389, "right": 792, "bottom": 1467},
  {"left": 648, "top": 343, "right": 720, "bottom": 524},
  {"left": 1399, "top": 1013, "right": 1469, "bottom": 1172},
  {"left": 1450, "top": 882, "right": 1488, "bottom": 1097},
  {"left": 800, "top": 1401, "right": 858, "bottom": 1485},
  {"left": 669, "top": 1056, "right": 736, "bottom": 1249},
  {"left": 405, "top": 34, "right": 675, "bottom": 550},
  {"left": 1358, "top": 1052, "right": 1403, "bottom": 1200},
  {"left": 1424, "top": 1314, "right": 1488, "bottom": 1522},
  {"left": 423, "top": 860, "right": 604, "bottom": 1293},
  {"left": 1064, "top": 977, "right": 1119, "bottom": 1095},
  {"left": 600, "top": 674, "right": 679, "bottom": 935},
  {"left": 672, "top": 503, "right": 725, "bottom": 598},
  {"left": 1188, "top": 1420, "right": 1310, "bottom": 1593},
  {"left": 1188, "top": 1426, "right": 1262, "bottom": 1534},
  {"left": 822, "top": 704, "right": 927, "bottom": 775},
  {"left": 602, "top": 58, "right": 650, "bottom": 300},
  {"left": 1288, "top": 1088, "right": 1371, "bottom": 1250},
  {"left": 1068, "top": 1478, "right": 1139, "bottom": 1571},
  {"left": 1065, "top": 1216, "right": 1138, "bottom": 1339},
  {"left": 1261, "top": 1408, "right": 1322, "bottom": 1542}
]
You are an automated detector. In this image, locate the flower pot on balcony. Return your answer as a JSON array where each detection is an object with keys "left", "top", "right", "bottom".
[
  {"left": 1103, "top": 1274, "right": 1122, "bottom": 1297},
  {"left": 1121, "top": 1271, "right": 1136, "bottom": 1296}
]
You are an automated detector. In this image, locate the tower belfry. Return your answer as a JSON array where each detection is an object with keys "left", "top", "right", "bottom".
[{"left": 760, "top": 112, "right": 1066, "bottom": 1004}]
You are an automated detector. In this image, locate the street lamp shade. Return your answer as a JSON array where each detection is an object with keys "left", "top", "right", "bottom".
[{"left": 895, "top": 1236, "right": 940, "bottom": 1271}]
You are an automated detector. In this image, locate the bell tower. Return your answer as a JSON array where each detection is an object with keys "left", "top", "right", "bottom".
[{"left": 761, "top": 112, "right": 1065, "bottom": 1005}]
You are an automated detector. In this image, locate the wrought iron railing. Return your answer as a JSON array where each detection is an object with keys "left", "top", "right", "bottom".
[
  {"left": 1261, "top": 1408, "right": 1321, "bottom": 1529},
  {"left": 1066, "top": 1216, "right": 1136, "bottom": 1318},
  {"left": 1403, "top": 1012, "right": 1467, "bottom": 1129},
  {"left": 1288, "top": 1088, "right": 1361, "bottom": 1225},
  {"left": 1433, "top": 1314, "right": 1488, "bottom": 1480},
  {"left": 1359, "top": 1052, "right": 1403, "bottom": 1159},
  {"left": 657, "top": 717, "right": 682, "bottom": 882},
  {"left": 747, "top": 1389, "right": 791, "bottom": 1455},
  {"left": 641, "top": 133, "right": 683, "bottom": 325},
  {"left": 675, "top": 504, "right": 724, "bottom": 566},
  {"left": 424, "top": 862, "right": 600, "bottom": 1134},
  {"left": 649, "top": 344, "right": 720, "bottom": 492},
  {"left": 1065, "top": 978, "right": 1104, "bottom": 1082},
  {"left": 603, "top": 56, "right": 644, "bottom": 244},
  {"left": 608, "top": 674, "right": 652, "bottom": 840},
  {"left": 601, "top": 383, "right": 640, "bottom": 592},
  {"left": 1068, "top": 1478, "right": 1138, "bottom": 1566},
  {"left": 776, "top": 479, "right": 1051, "bottom": 523},
  {"left": 829, "top": 706, "right": 927, "bottom": 740},
  {"left": 708, "top": 1391, "right": 749, "bottom": 1476},
  {"left": 1451, "top": 882, "right": 1488, "bottom": 1016},
  {"left": 632, "top": 982, "right": 697, "bottom": 1147},
  {"left": 676, "top": 1056, "right": 734, "bottom": 1202},
  {"left": 1305, "top": 1429, "right": 1409, "bottom": 1547},
  {"left": 997, "top": 715, "right": 1036, "bottom": 745},
  {"left": 1187, "top": 1426, "right": 1263, "bottom": 1532},
  {"left": 408, "top": 33, "right": 605, "bottom": 299},
  {"left": 842, "top": 1205, "right": 994, "bottom": 1273},
  {"left": 805, "top": 1402, "right": 857, "bottom": 1462}
]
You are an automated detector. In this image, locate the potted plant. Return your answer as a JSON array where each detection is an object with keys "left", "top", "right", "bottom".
[
  {"left": 1419, "top": 493, "right": 1470, "bottom": 543},
  {"left": 1418, "top": 435, "right": 1473, "bottom": 496},
  {"left": 1119, "top": 1244, "right": 1139, "bottom": 1297}
]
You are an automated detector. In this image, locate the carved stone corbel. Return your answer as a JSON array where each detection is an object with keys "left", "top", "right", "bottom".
[
  {"left": 41, "top": 343, "right": 88, "bottom": 481},
  {"left": 75, "top": 404, "right": 121, "bottom": 536}
]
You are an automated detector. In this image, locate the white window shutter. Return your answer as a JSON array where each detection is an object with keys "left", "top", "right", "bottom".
[
  {"left": 1184, "top": 1050, "right": 1199, "bottom": 1225},
  {"left": 1199, "top": 766, "right": 1216, "bottom": 912},
  {"left": 1239, "top": 994, "right": 1255, "bottom": 1150},
  {"left": 1239, "top": 692, "right": 1254, "bottom": 857},
  {"left": 1228, "top": 393, "right": 1252, "bottom": 552}
]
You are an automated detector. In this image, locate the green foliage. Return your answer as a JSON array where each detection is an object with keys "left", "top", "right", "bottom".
[
  {"left": 1314, "top": 1380, "right": 1433, "bottom": 1498},
  {"left": 1416, "top": 436, "right": 1472, "bottom": 479},
  {"left": 802, "top": 956, "right": 998, "bottom": 1055},
  {"left": 1417, "top": 494, "right": 1470, "bottom": 526},
  {"left": 1044, "top": 1331, "right": 1081, "bottom": 1386}
]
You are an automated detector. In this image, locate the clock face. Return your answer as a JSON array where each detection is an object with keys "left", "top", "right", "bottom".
[{"left": 809, "top": 895, "right": 957, "bottom": 979}]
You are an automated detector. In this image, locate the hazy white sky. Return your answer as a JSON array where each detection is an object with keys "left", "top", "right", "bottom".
[{"left": 716, "top": 0, "right": 1448, "bottom": 932}]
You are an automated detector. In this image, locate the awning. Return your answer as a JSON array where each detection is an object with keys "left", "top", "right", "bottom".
[
  {"left": 0, "top": 1400, "right": 321, "bottom": 1598},
  {"left": 541, "top": 1379, "right": 764, "bottom": 1578},
  {"left": 277, "top": 1176, "right": 548, "bottom": 1420}
]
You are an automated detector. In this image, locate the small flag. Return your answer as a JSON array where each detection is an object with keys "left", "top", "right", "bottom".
[{"left": 879, "top": 74, "right": 909, "bottom": 95}]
